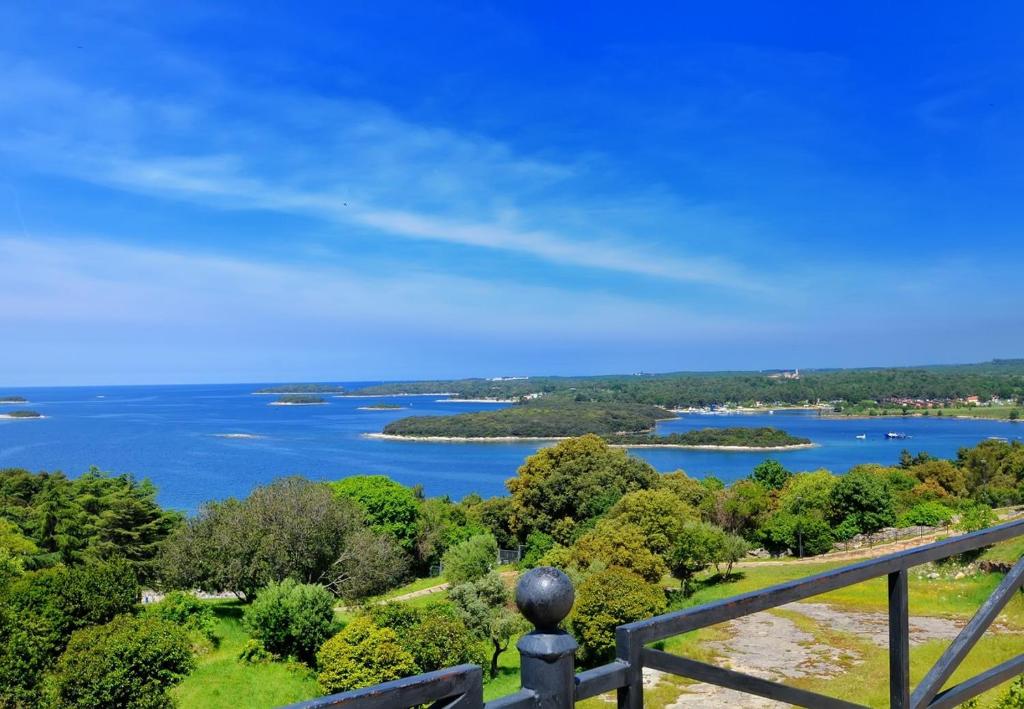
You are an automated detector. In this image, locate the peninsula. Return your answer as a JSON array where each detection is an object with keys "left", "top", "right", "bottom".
[{"left": 254, "top": 384, "right": 346, "bottom": 394}]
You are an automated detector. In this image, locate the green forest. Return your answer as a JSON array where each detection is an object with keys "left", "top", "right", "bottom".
[
  {"left": 606, "top": 427, "right": 811, "bottom": 448},
  {"left": 382, "top": 401, "right": 673, "bottom": 438},
  {"left": 350, "top": 359, "right": 1024, "bottom": 407}
]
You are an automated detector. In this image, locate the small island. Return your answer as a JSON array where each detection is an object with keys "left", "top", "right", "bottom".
[
  {"left": 254, "top": 384, "right": 346, "bottom": 394},
  {"left": 1, "top": 410, "right": 44, "bottom": 419},
  {"left": 606, "top": 427, "right": 813, "bottom": 450},
  {"left": 375, "top": 401, "right": 674, "bottom": 439},
  {"left": 358, "top": 403, "right": 404, "bottom": 410},
  {"left": 269, "top": 395, "right": 327, "bottom": 406},
  {"left": 0, "top": 395, "right": 28, "bottom": 404}
]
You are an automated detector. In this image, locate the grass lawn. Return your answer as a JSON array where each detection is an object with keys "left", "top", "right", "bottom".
[
  {"left": 172, "top": 602, "right": 320, "bottom": 709},
  {"left": 981, "top": 534, "right": 1024, "bottom": 565}
]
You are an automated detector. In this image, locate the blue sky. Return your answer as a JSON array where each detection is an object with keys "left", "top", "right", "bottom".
[{"left": 1, "top": 2, "right": 1022, "bottom": 385}]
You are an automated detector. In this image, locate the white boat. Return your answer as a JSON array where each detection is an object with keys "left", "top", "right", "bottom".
[
  {"left": 855, "top": 434, "right": 866, "bottom": 440},
  {"left": 886, "top": 432, "right": 910, "bottom": 440}
]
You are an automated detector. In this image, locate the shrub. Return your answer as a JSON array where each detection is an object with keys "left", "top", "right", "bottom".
[
  {"left": 143, "top": 591, "right": 217, "bottom": 641},
  {"left": 403, "top": 605, "right": 484, "bottom": 672},
  {"left": 522, "top": 531, "right": 555, "bottom": 567},
  {"left": 898, "top": 502, "right": 954, "bottom": 528},
  {"left": 571, "top": 567, "right": 665, "bottom": 666},
  {"left": 833, "top": 516, "right": 862, "bottom": 541},
  {"left": 605, "top": 489, "right": 694, "bottom": 555},
  {"left": 956, "top": 503, "right": 996, "bottom": 533},
  {"left": 238, "top": 639, "right": 272, "bottom": 663},
  {"left": 49, "top": 614, "right": 194, "bottom": 709},
  {"left": 242, "top": 579, "right": 336, "bottom": 665},
  {"left": 442, "top": 533, "right": 497, "bottom": 584},
  {"left": 317, "top": 617, "right": 418, "bottom": 694},
  {"left": 760, "top": 513, "right": 834, "bottom": 556}
]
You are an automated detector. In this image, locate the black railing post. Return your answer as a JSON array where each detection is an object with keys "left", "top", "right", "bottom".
[
  {"left": 888, "top": 569, "right": 910, "bottom": 709},
  {"left": 515, "top": 567, "right": 577, "bottom": 708}
]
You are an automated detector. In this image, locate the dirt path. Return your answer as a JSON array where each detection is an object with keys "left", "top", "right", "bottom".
[{"left": 664, "top": 601, "right": 976, "bottom": 708}]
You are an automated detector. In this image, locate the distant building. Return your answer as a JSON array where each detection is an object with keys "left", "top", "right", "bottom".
[{"left": 767, "top": 369, "right": 800, "bottom": 380}]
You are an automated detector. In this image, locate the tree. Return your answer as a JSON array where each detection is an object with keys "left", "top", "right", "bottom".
[
  {"left": 668, "top": 521, "right": 726, "bottom": 593},
  {"left": 324, "top": 528, "right": 410, "bottom": 601},
  {"left": 571, "top": 568, "right": 666, "bottom": 666},
  {"left": 760, "top": 513, "right": 834, "bottom": 557},
  {"left": 712, "top": 480, "right": 769, "bottom": 538},
  {"left": 442, "top": 533, "right": 497, "bottom": 584},
  {"left": 778, "top": 471, "right": 837, "bottom": 519},
  {"left": 506, "top": 435, "right": 659, "bottom": 543},
  {"left": 658, "top": 470, "right": 714, "bottom": 515},
  {"left": 158, "top": 478, "right": 363, "bottom": 600},
  {"left": 750, "top": 459, "right": 792, "bottom": 490},
  {"left": 242, "top": 579, "right": 336, "bottom": 665},
  {"left": 829, "top": 469, "right": 896, "bottom": 534},
  {"left": 449, "top": 572, "right": 528, "bottom": 678},
  {"left": 49, "top": 614, "right": 194, "bottom": 709},
  {"left": 0, "top": 560, "right": 140, "bottom": 704},
  {"left": 570, "top": 519, "right": 668, "bottom": 583},
  {"left": 908, "top": 460, "right": 968, "bottom": 499},
  {"left": 317, "top": 617, "right": 418, "bottom": 694},
  {"left": 715, "top": 532, "right": 751, "bottom": 576},
  {"left": 413, "top": 497, "right": 484, "bottom": 571},
  {"left": 606, "top": 489, "right": 695, "bottom": 555},
  {"left": 331, "top": 475, "right": 420, "bottom": 552}
]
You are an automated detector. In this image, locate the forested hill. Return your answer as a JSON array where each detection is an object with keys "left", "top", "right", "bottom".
[
  {"left": 350, "top": 360, "right": 1024, "bottom": 408},
  {"left": 381, "top": 402, "right": 673, "bottom": 438}
]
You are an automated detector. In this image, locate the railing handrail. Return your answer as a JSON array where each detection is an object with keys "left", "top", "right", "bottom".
[{"left": 288, "top": 517, "right": 1024, "bottom": 709}]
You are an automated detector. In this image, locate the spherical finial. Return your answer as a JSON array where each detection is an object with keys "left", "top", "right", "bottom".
[{"left": 515, "top": 566, "right": 574, "bottom": 631}]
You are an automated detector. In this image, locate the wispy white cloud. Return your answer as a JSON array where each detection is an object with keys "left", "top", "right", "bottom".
[{"left": 0, "top": 56, "right": 771, "bottom": 293}]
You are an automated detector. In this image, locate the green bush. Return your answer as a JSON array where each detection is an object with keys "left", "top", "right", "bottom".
[
  {"left": 571, "top": 567, "right": 665, "bottom": 666},
  {"left": 238, "top": 639, "right": 272, "bottom": 663},
  {"left": 331, "top": 475, "right": 420, "bottom": 552},
  {"left": 242, "top": 579, "right": 336, "bottom": 665},
  {"left": 403, "top": 605, "right": 484, "bottom": 671},
  {"left": 898, "top": 502, "right": 954, "bottom": 528},
  {"left": 49, "top": 614, "right": 194, "bottom": 709},
  {"left": 317, "top": 617, "right": 418, "bottom": 694},
  {"left": 143, "top": 591, "right": 217, "bottom": 641},
  {"left": 956, "top": 503, "right": 996, "bottom": 533},
  {"left": 442, "top": 533, "right": 497, "bottom": 584}
]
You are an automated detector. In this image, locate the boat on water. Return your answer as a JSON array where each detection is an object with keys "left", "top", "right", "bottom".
[
  {"left": 886, "top": 432, "right": 910, "bottom": 440},
  {"left": 855, "top": 434, "right": 866, "bottom": 440}
]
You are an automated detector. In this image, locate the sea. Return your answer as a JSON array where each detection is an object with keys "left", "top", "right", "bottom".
[{"left": 1, "top": 383, "right": 1020, "bottom": 512}]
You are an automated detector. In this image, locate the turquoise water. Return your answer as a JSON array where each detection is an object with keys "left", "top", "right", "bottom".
[{"left": 0, "top": 383, "right": 1020, "bottom": 511}]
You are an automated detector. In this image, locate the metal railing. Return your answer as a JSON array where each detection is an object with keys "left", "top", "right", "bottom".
[{"left": 287, "top": 518, "right": 1024, "bottom": 709}]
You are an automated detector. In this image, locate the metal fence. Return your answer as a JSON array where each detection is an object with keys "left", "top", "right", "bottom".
[{"left": 286, "top": 518, "right": 1024, "bottom": 709}]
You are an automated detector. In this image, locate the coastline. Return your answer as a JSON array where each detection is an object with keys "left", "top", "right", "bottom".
[
  {"left": 435, "top": 398, "right": 519, "bottom": 403},
  {"left": 609, "top": 442, "right": 817, "bottom": 451},
  {"left": 364, "top": 432, "right": 816, "bottom": 450},
  {"left": 0, "top": 414, "right": 47, "bottom": 420},
  {"left": 365, "top": 432, "right": 568, "bottom": 442},
  {"left": 268, "top": 401, "right": 327, "bottom": 406},
  {"left": 335, "top": 392, "right": 456, "bottom": 398},
  {"left": 252, "top": 391, "right": 344, "bottom": 395},
  {"left": 358, "top": 406, "right": 405, "bottom": 411},
  {"left": 823, "top": 412, "right": 1020, "bottom": 423}
]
